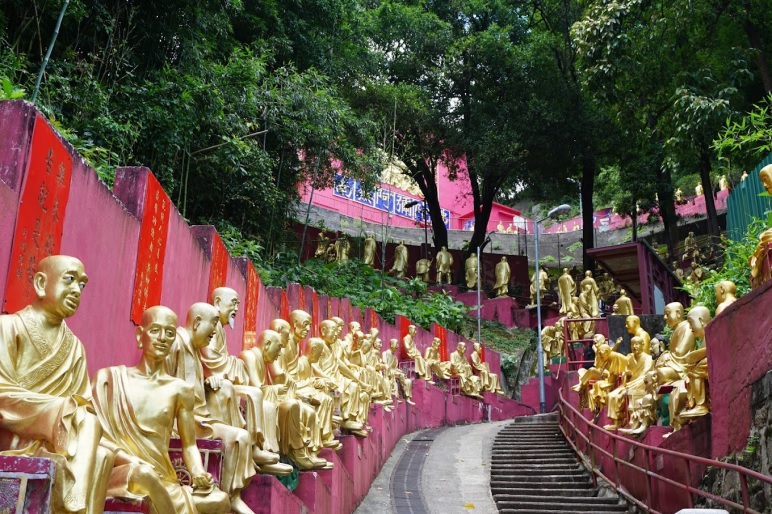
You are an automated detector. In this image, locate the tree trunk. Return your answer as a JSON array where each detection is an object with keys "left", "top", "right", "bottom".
[
  {"left": 409, "top": 158, "right": 449, "bottom": 253},
  {"left": 699, "top": 144, "right": 720, "bottom": 239},
  {"left": 581, "top": 154, "right": 596, "bottom": 273},
  {"left": 657, "top": 167, "right": 680, "bottom": 261},
  {"left": 742, "top": 6, "right": 772, "bottom": 93}
]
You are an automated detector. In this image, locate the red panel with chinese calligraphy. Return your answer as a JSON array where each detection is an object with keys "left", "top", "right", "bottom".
[
  {"left": 243, "top": 261, "right": 260, "bottom": 349},
  {"left": 207, "top": 232, "right": 228, "bottom": 300},
  {"left": 4, "top": 114, "right": 73, "bottom": 313},
  {"left": 130, "top": 174, "right": 171, "bottom": 325}
]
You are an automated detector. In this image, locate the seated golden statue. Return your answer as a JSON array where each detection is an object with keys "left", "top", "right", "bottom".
[
  {"left": 241, "top": 329, "right": 331, "bottom": 470},
  {"left": 715, "top": 280, "right": 737, "bottom": 316},
  {"left": 404, "top": 324, "right": 432, "bottom": 381},
  {"left": 687, "top": 262, "right": 704, "bottom": 284},
  {"left": 465, "top": 254, "right": 478, "bottom": 289},
  {"left": 424, "top": 337, "right": 451, "bottom": 380},
  {"left": 317, "top": 319, "right": 370, "bottom": 437},
  {"left": 167, "top": 303, "right": 262, "bottom": 514},
  {"left": 494, "top": 257, "right": 510, "bottom": 297},
  {"left": 672, "top": 261, "right": 685, "bottom": 281},
  {"left": 280, "top": 310, "right": 312, "bottom": 379},
  {"left": 541, "top": 319, "right": 565, "bottom": 368},
  {"left": 0, "top": 255, "right": 114, "bottom": 514},
  {"left": 670, "top": 306, "right": 712, "bottom": 430},
  {"left": 349, "top": 331, "right": 389, "bottom": 406},
  {"left": 654, "top": 302, "right": 695, "bottom": 386},
  {"left": 390, "top": 241, "right": 409, "bottom": 278},
  {"left": 471, "top": 342, "right": 503, "bottom": 394},
  {"left": 603, "top": 336, "right": 654, "bottom": 431},
  {"left": 682, "top": 231, "right": 698, "bottom": 263},
  {"left": 384, "top": 338, "right": 414, "bottom": 404},
  {"left": 625, "top": 314, "right": 651, "bottom": 354},
  {"left": 436, "top": 246, "right": 454, "bottom": 284},
  {"left": 415, "top": 257, "right": 432, "bottom": 283},
  {"left": 93, "top": 306, "right": 229, "bottom": 514},
  {"left": 695, "top": 183, "right": 704, "bottom": 196},
  {"left": 750, "top": 165, "right": 772, "bottom": 286},
  {"left": 294, "top": 337, "right": 341, "bottom": 451},
  {"left": 557, "top": 268, "right": 576, "bottom": 315},
  {"left": 497, "top": 221, "right": 505, "bottom": 233},
  {"left": 449, "top": 342, "right": 483, "bottom": 399},
  {"left": 363, "top": 235, "right": 377, "bottom": 267},
  {"left": 571, "top": 335, "right": 627, "bottom": 412},
  {"left": 619, "top": 371, "right": 660, "bottom": 436},
  {"left": 370, "top": 336, "right": 396, "bottom": 407},
  {"left": 613, "top": 289, "right": 633, "bottom": 316}
]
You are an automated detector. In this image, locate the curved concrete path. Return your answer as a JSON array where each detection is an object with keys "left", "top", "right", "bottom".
[{"left": 355, "top": 421, "right": 509, "bottom": 514}]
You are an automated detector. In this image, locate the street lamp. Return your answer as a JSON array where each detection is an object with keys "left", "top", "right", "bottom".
[{"left": 534, "top": 203, "right": 572, "bottom": 413}]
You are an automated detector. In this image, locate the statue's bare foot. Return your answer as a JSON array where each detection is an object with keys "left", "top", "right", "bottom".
[{"left": 230, "top": 495, "right": 255, "bottom": 514}]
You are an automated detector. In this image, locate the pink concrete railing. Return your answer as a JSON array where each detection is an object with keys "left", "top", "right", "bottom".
[{"left": 557, "top": 389, "right": 772, "bottom": 514}]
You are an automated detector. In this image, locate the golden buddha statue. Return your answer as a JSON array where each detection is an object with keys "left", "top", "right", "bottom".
[
  {"left": 577, "top": 283, "right": 597, "bottom": 338},
  {"left": 471, "top": 342, "right": 504, "bottom": 394},
  {"left": 363, "top": 234, "right": 377, "bottom": 267},
  {"left": 314, "top": 231, "right": 330, "bottom": 258},
  {"left": 383, "top": 338, "right": 414, "bottom": 404},
  {"left": 506, "top": 223, "right": 514, "bottom": 233},
  {"left": 557, "top": 268, "right": 576, "bottom": 315},
  {"left": 598, "top": 273, "right": 615, "bottom": 303},
  {"left": 341, "top": 320, "right": 361, "bottom": 365},
  {"left": 293, "top": 337, "right": 341, "bottom": 451},
  {"left": 579, "top": 271, "right": 600, "bottom": 317},
  {"left": 674, "top": 188, "right": 684, "bottom": 202},
  {"left": 672, "top": 261, "right": 685, "bottom": 281},
  {"left": 390, "top": 241, "right": 409, "bottom": 278},
  {"left": 403, "top": 324, "right": 431, "bottom": 381},
  {"left": 335, "top": 234, "right": 351, "bottom": 264},
  {"left": 325, "top": 242, "right": 337, "bottom": 263},
  {"left": 496, "top": 221, "right": 505, "bottom": 233},
  {"left": 424, "top": 337, "right": 451, "bottom": 380},
  {"left": 243, "top": 329, "right": 331, "bottom": 470},
  {"left": 415, "top": 256, "right": 432, "bottom": 283},
  {"left": 436, "top": 246, "right": 454, "bottom": 284},
  {"left": 529, "top": 266, "right": 549, "bottom": 306},
  {"left": 613, "top": 289, "right": 634, "bottom": 316},
  {"left": 200, "top": 288, "right": 282, "bottom": 471},
  {"left": 695, "top": 183, "right": 704, "bottom": 196},
  {"left": 682, "top": 231, "right": 698, "bottom": 263},
  {"left": 749, "top": 165, "right": 772, "bottom": 286},
  {"left": 166, "top": 303, "right": 261, "bottom": 513},
  {"left": 348, "top": 331, "right": 388, "bottom": 406},
  {"left": 465, "top": 253, "right": 478, "bottom": 289},
  {"left": 715, "top": 280, "right": 737, "bottom": 316},
  {"left": 0, "top": 256, "right": 113, "bottom": 514},
  {"left": 370, "top": 336, "right": 396, "bottom": 406},
  {"left": 625, "top": 314, "right": 651, "bottom": 355},
  {"left": 654, "top": 302, "right": 695, "bottom": 387},
  {"left": 618, "top": 371, "right": 659, "bottom": 436},
  {"left": 719, "top": 175, "right": 730, "bottom": 191},
  {"left": 571, "top": 335, "right": 626, "bottom": 412},
  {"left": 603, "top": 336, "right": 654, "bottom": 431},
  {"left": 671, "top": 306, "right": 712, "bottom": 426},
  {"left": 93, "top": 306, "right": 230, "bottom": 514},
  {"left": 687, "top": 262, "right": 704, "bottom": 284},
  {"left": 320, "top": 319, "right": 370, "bottom": 436},
  {"left": 449, "top": 342, "right": 483, "bottom": 399},
  {"left": 541, "top": 318, "right": 565, "bottom": 368},
  {"left": 280, "top": 310, "right": 312, "bottom": 379},
  {"left": 494, "top": 256, "right": 511, "bottom": 297}
]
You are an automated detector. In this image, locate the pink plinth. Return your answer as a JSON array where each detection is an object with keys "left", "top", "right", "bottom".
[
  {"left": 0, "top": 456, "right": 55, "bottom": 513},
  {"left": 484, "top": 391, "right": 536, "bottom": 420},
  {"left": 294, "top": 470, "right": 332, "bottom": 513},
  {"left": 318, "top": 449, "right": 355, "bottom": 514},
  {"left": 243, "top": 475, "right": 307, "bottom": 514},
  {"left": 445, "top": 394, "right": 487, "bottom": 425}
]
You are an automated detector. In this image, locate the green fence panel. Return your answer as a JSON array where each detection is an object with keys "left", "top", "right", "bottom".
[{"left": 726, "top": 152, "right": 772, "bottom": 241}]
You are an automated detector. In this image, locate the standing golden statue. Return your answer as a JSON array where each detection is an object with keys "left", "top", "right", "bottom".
[
  {"left": 603, "top": 336, "right": 654, "bottom": 431},
  {"left": 671, "top": 306, "right": 712, "bottom": 426},
  {"left": 529, "top": 266, "right": 549, "bottom": 306},
  {"left": 541, "top": 318, "right": 565, "bottom": 369},
  {"left": 390, "top": 241, "right": 409, "bottom": 278},
  {"left": 579, "top": 271, "right": 600, "bottom": 317},
  {"left": 750, "top": 164, "right": 772, "bottom": 286},
  {"left": 714, "top": 280, "right": 737, "bottom": 315},
  {"left": 682, "top": 231, "right": 698, "bottom": 263},
  {"left": 718, "top": 175, "right": 730, "bottom": 191},
  {"left": 557, "top": 268, "right": 576, "bottom": 315},
  {"left": 577, "top": 284, "right": 597, "bottom": 338},
  {"left": 314, "top": 231, "right": 330, "bottom": 258},
  {"left": 415, "top": 255, "right": 432, "bottom": 283},
  {"left": 363, "top": 234, "right": 377, "bottom": 267},
  {"left": 695, "top": 183, "right": 704, "bottom": 196},
  {"left": 436, "top": 246, "right": 454, "bottom": 284},
  {"left": 471, "top": 342, "right": 504, "bottom": 394},
  {"left": 465, "top": 253, "right": 478, "bottom": 289},
  {"left": 167, "top": 303, "right": 262, "bottom": 514},
  {"left": 493, "top": 257, "right": 511, "bottom": 297},
  {"left": 0, "top": 256, "right": 114, "bottom": 514},
  {"left": 93, "top": 306, "right": 230, "bottom": 514},
  {"left": 335, "top": 234, "right": 351, "bottom": 264},
  {"left": 424, "top": 337, "right": 451, "bottom": 380},
  {"left": 403, "top": 324, "right": 432, "bottom": 382},
  {"left": 449, "top": 342, "right": 483, "bottom": 399},
  {"left": 613, "top": 289, "right": 634, "bottom": 316}
]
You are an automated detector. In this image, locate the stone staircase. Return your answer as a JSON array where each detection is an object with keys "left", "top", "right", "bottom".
[{"left": 490, "top": 413, "right": 630, "bottom": 513}]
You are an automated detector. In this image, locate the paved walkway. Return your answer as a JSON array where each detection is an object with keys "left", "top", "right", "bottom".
[{"left": 355, "top": 421, "right": 509, "bottom": 514}]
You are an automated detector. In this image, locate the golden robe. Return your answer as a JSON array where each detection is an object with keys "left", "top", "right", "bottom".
[
  {"left": 0, "top": 308, "right": 94, "bottom": 512},
  {"left": 318, "top": 341, "right": 368, "bottom": 423},
  {"left": 92, "top": 366, "right": 196, "bottom": 513},
  {"left": 450, "top": 351, "right": 482, "bottom": 397}
]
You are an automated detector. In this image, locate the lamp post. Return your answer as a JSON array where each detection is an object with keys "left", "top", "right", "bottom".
[{"left": 534, "top": 203, "right": 572, "bottom": 414}]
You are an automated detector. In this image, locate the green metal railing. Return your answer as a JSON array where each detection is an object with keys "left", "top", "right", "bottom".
[{"left": 727, "top": 152, "right": 772, "bottom": 242}]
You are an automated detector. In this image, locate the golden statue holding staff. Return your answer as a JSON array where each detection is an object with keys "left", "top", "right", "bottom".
[
  {"left": 93, "top": 306, "right": 230, "bottom": 514},
  {"left": 493, "top": 257, "right": 510, "bottom": 297},
  {"left": 0, "top": 256, "right": 114, "bottom": 514},
  {"left": 436, "top": 246, "right": 454, "bottom": 284}
]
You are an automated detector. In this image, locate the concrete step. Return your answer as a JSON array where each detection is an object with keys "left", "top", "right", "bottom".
[
  {"left": 498, "top": 507, "right": 628, "bottom": 514},
  {"left": 495, "top": 494, "right": 620, "bottom": 505},
  {"left": 491, "top": 454, "right": 577, "bottom": 461},
  {"left": 490, "top": 471, "right": 589, "bottom": 481},
  {"left": 491, "top": 480, "right": 594, "bottom": 490},
  {"left": 491, "top": 461, "right": 581, "bottom": 469},
  {"left": 492, "top": 487, "right": 597, "bottom": 497},
  {"left": 509, "top": 413, "right": 559, "bottom": 424}
]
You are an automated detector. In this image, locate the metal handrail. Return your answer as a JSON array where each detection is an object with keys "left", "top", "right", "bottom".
[{"left": 557, "top": 388, "right": 772, "bottom": 513}]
